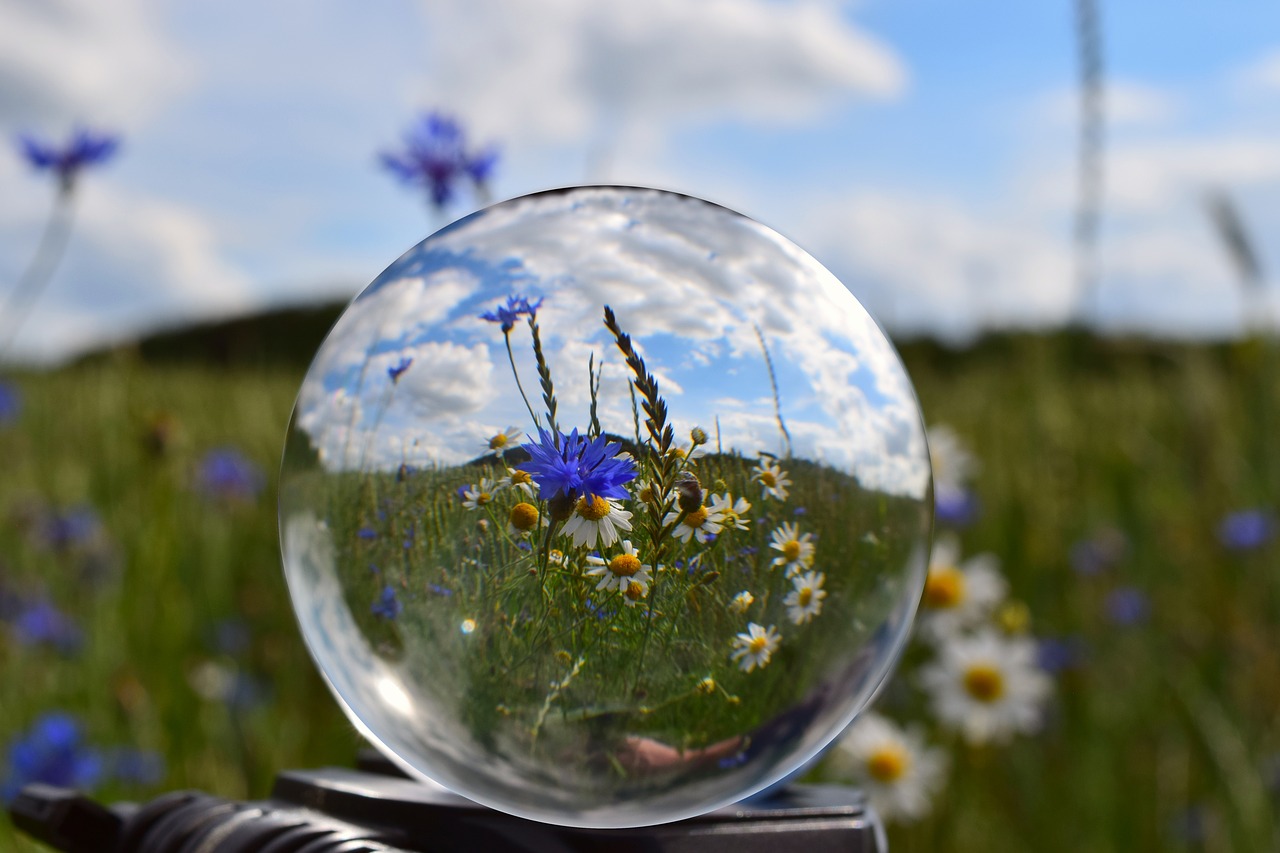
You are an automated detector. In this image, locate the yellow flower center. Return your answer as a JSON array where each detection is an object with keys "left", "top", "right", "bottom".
[
  {"left": 866, "top": 745, "right": 910, "bottom": 783},
  {"left": 963, "top": 664, "right": 1005, "bottom": 703},
  {"left": 625, "top": 581, "right": 645, "bottom": 601},
  {"left": 549, "top": 549, "right": 564, "bottom": 564},
  {"left": 509, "top": 470, "right": 532, "bottom": 486},
  {"left": 489, "top": 433, "right": 509, "bottom": 449},
  {"left": 576, "top": 495, "right": 612, "bottom": 521},
  {"left": 748, "top": 635, "right": 769, "bottom": 655},
  {"left": 758, "top": 471, "right": 777, "bottom": 487},
  {"left": 668, "top": 447, "right": 688, "bottom": 460},
  {"left": 509, "top": 502, "right": 539, "bottom": 531},
  {"left": 685, "top": 506, "right": 709, "bottom": 528},
  {"left": 782, "top": 540, "right": 802, "bottom": 561},
  {"left": 609, "top": 554, "right": 643, "bottom": 577},
  {"left": 797, "top": 587, "right": 813, "bottom": 607},
  {"left": 924, "top": 565, "right": 965, "bottom": 609},
  {"left": 696, "top": 677, "right": 716, "bottom": 694},
  {"left": 639, "top": 485, "right": 657, "bottom": 504},
  {"left": 474, "top": 492, "right": 492, "bottom": 505}
]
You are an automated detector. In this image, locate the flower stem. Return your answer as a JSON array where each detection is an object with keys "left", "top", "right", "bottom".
[
  {"left": 0, "top": 187, "right": 75, "bottom": 360},
  {"left": 504, "top": 330, "right": 540, "bottom": 429}
]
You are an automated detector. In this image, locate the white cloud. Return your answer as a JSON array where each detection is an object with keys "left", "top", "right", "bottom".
[
  {"left": 1235, "top": 46, "right": 1280, "bottom": 92},
  {"left": 1037, "top": 80, "right": 1180, "bottom": 128}
]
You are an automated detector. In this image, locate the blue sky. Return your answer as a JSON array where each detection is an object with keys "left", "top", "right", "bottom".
[{"left": 2, "top": 1, "right": 1279, "bottom": 361}]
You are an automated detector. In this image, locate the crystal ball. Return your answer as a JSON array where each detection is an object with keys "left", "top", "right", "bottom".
[{"left": 279, "top": 186, "right": 932, "bottom": 828}]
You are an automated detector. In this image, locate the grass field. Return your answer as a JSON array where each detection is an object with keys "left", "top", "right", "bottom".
[{"left": 1, "top": 332, "right": 1277, "bottom": 851}]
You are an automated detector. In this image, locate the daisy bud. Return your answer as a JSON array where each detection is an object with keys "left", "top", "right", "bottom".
[{"left": 690, "top": 426, "right": 708, "bottom": 445}]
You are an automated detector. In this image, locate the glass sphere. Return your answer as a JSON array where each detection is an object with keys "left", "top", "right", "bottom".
[{"left": 279, "top": 186, "right": 932, "bottom": 828}]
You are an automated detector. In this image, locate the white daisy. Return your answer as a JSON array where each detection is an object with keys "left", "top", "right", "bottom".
[
  {"left": 462, "top": 478, "right": 497, "bottom": 511},
  {"left": 506, "top": 501, "right": 544, "bottom": 537},
  {"left": 585, "top": 540, "right": 653, "bottom": 596},
  {"left": 561, "top": 495, "right": 633, "bottom": 549},
  {"left": 927, "top": 424, "right": 978, "bottom": 493},
  {"left": 919, "top": 629, "right": 1053, "bottom": 745},
  {"left": 667, "top": 442, "right": 708, "bottom": 463},
  {"left": 664, "top": 503, "right": 725, "bottom": 544},
  {"left": 919, "top": 534, "right": 1007, "bottom": 641},
  {"left": 769, "top": 521, "right": 816, "bottom": 575},
  {"left": 784, "top": 570, "right": 827, "bottom": 625},
  {"left": 730, "top": 623, "right": 781, "bottom": 673},
  {"left": 709, "top": 492, "right": 752, "bottom": 531},
  {"left": 499, "top": 467, "right": 536, "bottom": 497},
  {"left": 484, "top": 426, "right": 524, "bottom": 458},
  {"left": 829, "top": 713, "right": 948, "bottom": 823},
  {"left": 729, "top": 590, "right": 755, "bottom": 615},
  {"left": 751, "top": 459, "right": 791, "bottom": 501}
]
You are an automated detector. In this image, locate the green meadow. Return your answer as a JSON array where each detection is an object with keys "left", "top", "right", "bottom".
[{"left": 1, "top": 330, "right": 1277, "bottom": 851}]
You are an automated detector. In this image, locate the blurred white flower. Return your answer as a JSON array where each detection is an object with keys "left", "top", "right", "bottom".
[
  {"left": 919, "top": 629, "right": 1052, "bottom": 745},
  {"left": 829, "top": 712, "right": 948, "bottom": 823},
  {"left": 919, "top": 534, "right": 1007, "bottom": 640},
  {"left": 927, "top": 424, "right": 978, "bottom": 491}
]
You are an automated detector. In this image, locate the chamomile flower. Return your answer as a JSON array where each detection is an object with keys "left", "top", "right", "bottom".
[
  {"left": 927, "top": 424, "right": 978, "bottom": 492},
  {"left": 784, "top": 571, "right": 827, "bottom": 625},
  {"left": 562, "top": 495, "right": 633, "bottom": 549},
  {"left": 751, "top": 460, "right": 791, "bottom": 501},
  {"left": 829, "top": 713, "right": 947, "bottom": 823},
  {"left": 484, "top": 426, "right": 523, "bottom": 457},
  {"left": 664, "top": 502, "right": 725, "bottom": 544},
  {"left": 499, "top": 467, "right": 536, "bottom": 497},
  {"left": 507, "top": 502, "right": 544, "bottom": 537},
  {"left": 731, "top": 623, "right": 781, "bottom": 673},
  {"left": 729, "top": 590, "right": 755, "bottom": 615},
  {"left": 769, "top": 522, "right": 815, "bottom": 575},
  {"left": 585, "top": 540, "right": 651, "bottom": 592},
  {"left": 709, "top": 492, "right": 752, "bottom": 531},
  {"left": 462, "top": 478, "right": 497, "bottom": 511},
  {"left": 919, "top": 534, "right": 1007, "bottom": 640},
  {"left": 919, "top": 629, "right": 1052, "bottom": 745}
]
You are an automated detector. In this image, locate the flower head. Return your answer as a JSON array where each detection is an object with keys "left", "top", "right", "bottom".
[
  {"left": 499, "top": 467, "right": 536, "bottom": 497},
  {"left": 918, "top": 534, "right": 1007, "bottom": 640},
  {"left": 196, "top": 448, "right": 265, "bottom": 502},
  {"left": 1105, "top": 586, "right": 1150, "bottom": 626},
  {"left": 751, "top": 459, "right": 791, "bottom": 501},
  {"left": 507, "top": 502, "right": 543, "bottom": 536},
  {"left": 387, "top": 357, "right": 413, "bottom": 382},
  {"left": 927, "top": 424, "right": 978, "bottom": 492},
  {"left": 731, "top": 623, "right": 781, "bottom": 673},
  {"left": 919, "top": 630, "right": 1052, "bottom": 745},
  {"left": 17, "top": 127, "right": 119, "bottom": 191},
  {"left": 11, "top": 599, "right": 82, "bottom": 653},
  {"left": 2, "top": 713, "right": 103, "bottom": 803},
  {"left": 371, "top": 586, "right": 402, "bottom": 620},
  {"left": 379, "top": 112, "right": 497, "bottom": 209},
  {"left": 784, "top": 571, "right": 827, "bottom": 625},
  {"left": 585, "top": 540, "right": 653, "bottom": 605},
  {"left": 769, "top": 521, "right": 815, "bottom": 576},
  {"left": 562, "top": 495, "right": 633, "bottom": 549},
  {"left": 709, "top": 492, "right": 751, "bottom": 531},
  {"left": 830, "top": 713, "right": 948, "bottom": 823},
  {"left": 664, "top": 502, "right": 724, "bottom": 544},
  {"left": 519, "top": 428, "right": 637, "bottom": 505},
  {"left": 484, "top": 426, "right": 524, "bottom": 457},
  {"left": 729, "top": 590, "right": 755, "bottom": 615},
  {"left": 461, "top": 478, "right": 497, "bottom": 511},
  {"left": 479, "top": 294, "right": 542, "bottom": 332},
  {"left": 1217, "top": 508, "right": 1275, "bottom": 552}
]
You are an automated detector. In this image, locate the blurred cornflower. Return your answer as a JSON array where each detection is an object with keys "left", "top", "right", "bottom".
[
  {"left": 379, "top": 112, "right": 498, "bottom": 211},
  {"left": 0, "top": 382, "right": 20, "bottom": 425},
  {"left": 1, "top": 713, "right": 102, "bottom": 803},
  {"left": 1069, "top": 527, "right": 1128, "bottom": 575},
  {"left": 1216, "top": 508, "right": 1275, "bottom": 551},
  {"left": 1037, "top": 635, "right": 1088, "bottom": 674},
  {"left": 37, "top": 505, "right": 102, "bottom": 552},
  {"left": 934, "top": 487, "right": 981, "bottom": 528},
  {"left": 17, "top": 127, "right": 119, "bottom": 192},
  {"left": 387, "top": 357, "right": 413, "bottom": 383},
  {"left": 11, "top": 598, "right": 82, "bottom": 654},
  {"left": 1105, "top": 586, "right": 1150, "bottom": 627},
  {"left": 196, "top": 447, "right": 265, "bottom": 502},
  {"left": 372, "top": 585, "right": 403, "bottom": 620},
  {"left": 919, "top": 630, "right": 1052, "bottom": 745},
  {"left": 829, "top": 712, "right": 948, "bottom": 823}
]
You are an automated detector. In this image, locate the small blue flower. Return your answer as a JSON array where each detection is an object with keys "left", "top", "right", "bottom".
[
  {"left": 479, "top": 294, "right": 542, "bottom": 333},
  {"left": 197, "top": 448, "right": 265, "bottom": 502},
  {"left": 1037, "top": 636, "right": 1087, "bottom": 674},
  {"left": 387, "top": 357, "right": 413, "bottom": 382},
  {"left": 379, "top": 112, "right": 498, "bottom": 210},
  {"left": 38, "top": 506, "right": 101, "bottom": 551},
  {"left": 792, "top": 507, "right": 807, "bottom": 517},
  {"left": 428, "top": 584, "right": 452, "bottom": 597},
  {"left": 372, "top": 585, "right": 402, "bottom": 620},
  {"left": 519, "top": 427, "right": 637, "bottom": 504},
  {"left": 0, "top": 382, "right": 20, "bottom": 425},
  {"left": 2, "top": 713, "right": 103, "bottom": 803},
  {"left": 1105, "top": 586, "right": 1150, "bottom": 627},
  {"left": 934, "top": 485, "right": 981, "bottom": 527},
  {"left": 12, "top": 599, "right": 82, "bottom": 654},
  {"left": 1217, "top": 508, "right": 1275, "bottom": 552},
  {"left": 17, "top": 127, "right": 119, "bottom": 191},
  {"left": 357, "top": 527, "right": 377, "bottom": 540}
]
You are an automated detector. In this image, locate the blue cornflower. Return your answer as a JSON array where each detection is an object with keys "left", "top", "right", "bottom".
[
  {"left": 196, "top": 448, "right": 265, "bottom": 502},
  {"left": 357, "top": 527, "right": 377, "bottom": 540},
  {"left": 371, "top": 585, "right": 402, "bottom": 620},
  {"left": 379, "top": 112, "right": 498, "bottom": 210},
  {"left": 38, "top": 506, "right": 101, "bottom": 551},
  {"left": 2, "top": 714, "right": 103, "bottom": 803},
  {"left": 387, "top": 357, "right": 413, "bottom": 382},
  {"left": 519, "top": 428, "right": 637, "bottom": 504},
  {"left": 479, "top": 294, "right": 542, "bottom": 333},
  {"left": 934, "top": 485, "right": 981, "bottom": 527},
  {"left": 1105, "top": 586, "right": 1150, "bottom": 627},
  {"left": 0, "top": 382, "right": 19, "bottom": 425},
  {"left": 12, "top": 599, "right": 82, "bottom": 653},
  {"left": 1037, "top": 636, "right": 1087, "bottom": 674},
  {"left": 17, "top": 127, "right": 119, "bottom": 192},
  {"left": 428, "top": 584, "right": 453, "bottom": 597},
  {"left": 1217, "top": 508, "right": 1275, "bottom": 552}
]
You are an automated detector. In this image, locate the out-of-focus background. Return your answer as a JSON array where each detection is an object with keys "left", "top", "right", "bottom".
[{"left": 1, "top": 2, "right": 1278, "bottom": 851}]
